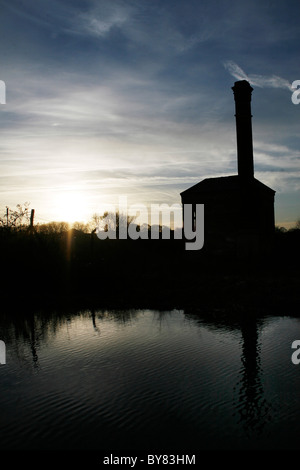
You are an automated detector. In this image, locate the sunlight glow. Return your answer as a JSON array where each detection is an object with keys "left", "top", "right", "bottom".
[{"left": 53, "top": 190, "right": 90, "bottom": 223}]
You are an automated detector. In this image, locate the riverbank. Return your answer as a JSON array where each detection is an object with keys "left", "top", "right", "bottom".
[{"left": 1, "top": 228, "right": 299, "bottom": 317}]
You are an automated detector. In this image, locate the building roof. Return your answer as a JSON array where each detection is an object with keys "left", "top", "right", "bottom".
[{"left": 180, "top": 175, "right": 275, "bottom": 196}]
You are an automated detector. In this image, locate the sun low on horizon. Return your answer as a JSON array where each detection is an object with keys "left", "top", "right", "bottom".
[
  {"left": 51, "top": 190, "right": 92, "bottom": 224},
  {"left": 39, "top": 185, "right": 125, "bottom": 225}
]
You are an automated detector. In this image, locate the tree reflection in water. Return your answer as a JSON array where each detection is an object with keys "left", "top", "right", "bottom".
[{"left": 28, "top": 313, "right": 39, "bottom": 369}]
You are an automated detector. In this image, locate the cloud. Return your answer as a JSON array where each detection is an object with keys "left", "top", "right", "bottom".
[
  {"left": 74, "top": 2, "right": 131, "bottom": 38},
  {"left": 223, "top": 60, "right": 293, "bottom": 91},
  {"left": 255, "top": 170, "right": 300, "bottom": 192}
]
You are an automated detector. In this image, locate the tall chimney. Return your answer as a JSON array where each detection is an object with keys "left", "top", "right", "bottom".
[{"left": 232, "top": 80, "right": 254, "bottom": 179}]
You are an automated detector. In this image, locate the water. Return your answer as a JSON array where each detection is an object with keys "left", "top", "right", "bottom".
[{"left": 0, "top": 308, "right": 299, "bottom": 451}]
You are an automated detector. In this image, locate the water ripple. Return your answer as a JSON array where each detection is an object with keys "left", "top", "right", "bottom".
[{"left": 0, "top": 311, "right": 299, "bottom": 450}]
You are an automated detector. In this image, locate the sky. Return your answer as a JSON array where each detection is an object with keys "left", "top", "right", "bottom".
[{"left": 0, "top": 0, "right": 299, "bottom": 228}]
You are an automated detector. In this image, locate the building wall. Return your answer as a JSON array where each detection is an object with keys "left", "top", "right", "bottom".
[{"left": 182, "top": 187, "right": 275, "bottom": 256}]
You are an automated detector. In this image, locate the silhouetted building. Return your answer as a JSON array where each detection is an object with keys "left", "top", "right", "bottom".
[{"left": 180, "top": 80, "right": 275, "bottom": 257}]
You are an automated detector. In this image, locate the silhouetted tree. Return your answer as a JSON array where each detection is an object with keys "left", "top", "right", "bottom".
[
  {"left": 90, "top": 213, "right": 102, "bottom": 230},
  {"left": 36, "top": 221, "right": 70, "bottom": 234},
  {"left": 90, "top": 210, "right": 136, "bottom": 238},
  {"left": 72, "top": 221, "right": 90, "bottom": 233},
  {"left": 0, "top": 202, "right": 30, "bottom": 230},
  {"left": 275, "top": 226, "right": 287, "bottom": 233}
]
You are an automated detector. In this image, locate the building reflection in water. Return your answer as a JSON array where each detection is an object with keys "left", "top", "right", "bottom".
[
  {"left": 184, "top": 309, "right": 273, "bottom": 439},
  {"left": 234, "top": 316, "right": 272, "bottom": 437}
]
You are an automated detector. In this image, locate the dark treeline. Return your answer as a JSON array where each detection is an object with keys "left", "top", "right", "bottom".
[{"left": 1, "top": 220, "right": 300, "bottom": 316}]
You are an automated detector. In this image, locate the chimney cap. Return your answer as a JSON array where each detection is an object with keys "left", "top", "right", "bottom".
[{"left": 232, "top": 80, "right": 253, "bottom": 93}]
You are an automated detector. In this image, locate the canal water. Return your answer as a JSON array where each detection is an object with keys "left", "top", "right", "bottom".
[{"left": 0, "top": 308, "right": 299, "bottom": 451}]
